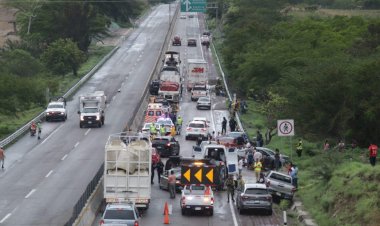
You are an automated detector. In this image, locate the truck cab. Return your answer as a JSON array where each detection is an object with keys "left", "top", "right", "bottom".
[
  {"left": 45, "top": 97, "right": 67, "bottom": 121},
  {"left": 78, "top": 91, "right": 106, "bottom": 128},
  {"left": 181, "top": 184, "right": 214, "bottom": 216}
]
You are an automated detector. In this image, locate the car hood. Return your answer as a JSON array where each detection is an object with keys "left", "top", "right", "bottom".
[{"left": 46, "top": 108, "right": 65, "bottom": 112}]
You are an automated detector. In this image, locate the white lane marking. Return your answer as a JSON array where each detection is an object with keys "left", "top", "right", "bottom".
[
  {"left": 85, "top": 129, "right": 91, "bottom": 136},
  {"left": 210, "top": 104, "right": 216, "bottom": 132},
  {"left": 61, "top": 154, "right": 68, "bottom": 161},
  {"left": 0, "top": 213, "right": 11, "bottom": 223},
  {"left": 45, "top": 170, "right": 53, "bottom": 178},
  {"left": 74, "top": 142, "right": 80, "bottom": 148},
  {"left": 41, "top": 123, "right": 64, "bottom": 144},
  {"left": 25, "top": 189, "right": 36, "bottom": 199},
  {"left": 229, "top": 199, "right": 239, "bottom": 226}
]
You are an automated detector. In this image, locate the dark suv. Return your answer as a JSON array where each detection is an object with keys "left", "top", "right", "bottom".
[
  {"left": 151, "top": 136, "right": 180, "bottom": 157},
  {"left": 172, "top": 35, "right": 181, "bottom": 46},
  {"left": 149, "top": 80, "right": 160, "bottom": 95}
]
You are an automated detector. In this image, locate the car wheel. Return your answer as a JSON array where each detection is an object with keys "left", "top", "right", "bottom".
[
  {"left": 98, "top": 122, "right": 102, "bottom": 128},
  {"left": 239, "top": 207, "right": 243, "bottom": 215},
  {"left": 209, "top": 210, "right": 213, "bottom": 216},
  {"left": 185, "top": 136, "right": 189, "bottom": 140},
  {"left": 80, "top": 123, "right": 83, "bottom": 128},
  {"left": 267, "top": 209, "right": 273, "bottom": 215}
]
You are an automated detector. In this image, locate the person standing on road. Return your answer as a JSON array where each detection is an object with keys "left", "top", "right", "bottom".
[
  {"left": 246, "top": 150, "right": 254, "bottom": 169},
  {"left": 296, "top": 138, "right": 303, "bottom": 157},
  {"left": 368, "top": 143, "right": 378, "bottom": 166},
  {"left": 274, "top": 148, "right": 281, "bottom": 171},
  {"left": 222, "top": 117, "right": 227, "bottom": 135},
  {"left": 37, "top": 121, "right": 42, "bottom": 140},
  {"left": 236, "top": 175, "right": 245, "bottom": 191},
  {"left": 168, "top": 171, "right": 177, "bottom": 199},
  {"left": 253, "top": 148, "right": 262, "bottom": 163},
  {"left": 229, "top": 117, "right": 236, "bottom": 132},
  {"left": 238, "top": 157, "right": 244, "bottom": 176},
  {"left": 290, "top": 163, "right": 298, "bottom": 189},
  {"left": 254, "top": 159, "right": 263, "bottom": 183},
  {"left": 225, "top": 175, "right": 235, "bottom": 203},
  {"left": 156, "top": 159, "right": 164, "bottom": 183},
  {"left": 0, "top": 146, "right": 5, "bottom": 169}
]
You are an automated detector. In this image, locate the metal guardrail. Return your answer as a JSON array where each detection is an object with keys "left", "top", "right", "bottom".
[{"left": 0, "top": 46, "right": 120, "bottom": 149}]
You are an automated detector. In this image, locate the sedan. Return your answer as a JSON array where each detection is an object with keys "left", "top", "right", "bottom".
[
  {"left": 100, "top": 203, "right": 140, "bottom": 226},
  {"left": 187, "top": 38, "right": 197, "bottom": 47},
  {"left": 159, "top": 167, "right": 183, "bottom": 192},
  {"left": 185, "top": 120, "right": 208, "bottom": 140},
  {"left": 197, "top": 96, "right": 211, "bottom": 110},
  {"left": 236, "top": 183, "right": 273, "bottom": 215},
  {"left": 151, "top": 136, "right": 180, "bottom": 157}
]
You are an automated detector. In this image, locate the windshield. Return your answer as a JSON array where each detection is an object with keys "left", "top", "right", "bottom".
[
  {"left": 83, "top": 108, "right": 99, "bottom": 113},
  {"left": 104, "top": 209, "right": 135, "bottom": 220},
  {"left": 48, "top": 104, "right": 64, "bottom": 109},
  {"left": 189, "top": 123, "right": 204, "bottom": 128},
  {"left": 198, "top": 97, "right": 209, "bottom": 102},
  {"left": 270, "top": 173, "right": 292, "bottom": 183},
  {"left": 245, "top": 188, "right": 268, "bottom": 195}
]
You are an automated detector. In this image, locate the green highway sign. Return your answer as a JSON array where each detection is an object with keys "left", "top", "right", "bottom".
[{"left": 181, "top": 0, "right": 207, "bottom": 12}]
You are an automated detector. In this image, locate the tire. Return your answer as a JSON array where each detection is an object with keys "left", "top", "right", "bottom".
[
  {"left": 267, "top": 209, "right": 273, "bottom": 215},
  {"left": 79, "top": 123, "right": 83, "bottom": 128},
  {"left": 185, "top": 136, "right": 189, "bottom": 140},
  {"left": 98, "top": 122, "right": 102, "bottom": 128},
  {"left": 209, "top": 210, "right": 213, "bottom": 216}
]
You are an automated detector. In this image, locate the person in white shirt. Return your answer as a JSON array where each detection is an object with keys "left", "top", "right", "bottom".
[
  {"left": 253, "top": 148, "right": 262, "bottom": 162},
  {"left": 238, "top": 158, "right": 244, "bottom": 175}
]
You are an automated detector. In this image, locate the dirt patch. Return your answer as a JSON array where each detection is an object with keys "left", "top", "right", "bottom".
[
  {"left": 0, "top": 4, "right": 18, "bottom": 47},
  {"left": 96, "top": 28, "right": 132, "bottom": 47}
]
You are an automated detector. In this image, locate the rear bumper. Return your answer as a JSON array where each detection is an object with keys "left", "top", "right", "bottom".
[
  {"left": 182, "top": 205, "right": 213, "bottom": 211},
  {"left": 268, "top": 189, "right": 294, "bottom": 200},
  {"left": 240, "top": 202, "right": 272, "bottom": 210}
]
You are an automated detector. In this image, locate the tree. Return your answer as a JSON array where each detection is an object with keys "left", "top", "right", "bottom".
[
  {"left": 41, "top": 39, "right": 85, "bottom": 76},
  {"left": 0, "top": 49, "right": 43, "bottom": 77}
]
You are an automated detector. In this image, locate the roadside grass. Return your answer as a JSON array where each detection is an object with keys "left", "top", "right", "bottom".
[
  {"left": 238, "top": 98, "right": 380, "bottom": 226},
  {"left": 290, "top": 9, "right": 380, "bottom": 18},
  {"left": 0, "top": 45, "right": 114, "bottom": 141}
]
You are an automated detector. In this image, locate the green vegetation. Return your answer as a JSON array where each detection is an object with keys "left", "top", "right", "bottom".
[{"left": 210, "top": 0, "right": 380, "bottom": 225}]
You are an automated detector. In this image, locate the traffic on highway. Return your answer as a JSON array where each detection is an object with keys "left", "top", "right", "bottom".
[{"left": 0, "top": 3, "right": 292, "bottom": 226}]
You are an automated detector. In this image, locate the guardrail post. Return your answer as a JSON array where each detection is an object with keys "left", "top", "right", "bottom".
[{"left": 283, "top": 210, "right": 287, "bottom": 225}]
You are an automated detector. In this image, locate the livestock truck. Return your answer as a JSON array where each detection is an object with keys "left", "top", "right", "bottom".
[{"left": 104, "top": 132, "right": 152, "bottom": 209}]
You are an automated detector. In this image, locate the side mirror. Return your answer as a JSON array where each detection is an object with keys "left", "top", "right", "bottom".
[{"left": 77, "top": 111, "right": 80, "bottom": 114}]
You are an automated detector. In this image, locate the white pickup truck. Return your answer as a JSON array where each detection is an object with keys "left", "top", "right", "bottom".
[
  {"left": 265, "top": 171, "right": 296, "bottom": 200},
  {"left": 180, "top": 184, "right": 214, "bottom": 216}
]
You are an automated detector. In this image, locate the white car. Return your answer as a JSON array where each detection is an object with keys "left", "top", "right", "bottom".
[
  {"left": 192, "top": 117, "right": 209, "bottom": 127},
  {"left": 45, "top": 98, "right": 67, "bottom": 121},
  {"left": 185, "top": 120, "right": 208, "bottom": 140},
  {"left": 180, "top": 14, "right": 186, "bottom": 19},
  {"left": 142, "top": 122, "right": 159, "bottom": 134}
]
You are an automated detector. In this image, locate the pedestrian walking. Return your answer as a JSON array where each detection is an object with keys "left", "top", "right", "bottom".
[
  {"left": 225, "top": 175, "right": 235, "bottom": 203},
  {"left": 290, "top": 163, "right": 298, "bottom": 189},
  {"left": 229, "top": 117, "right": 236, "bottom": 132},
  {"left": 254, "top": 159, "right": 262, "bottom": 183},
  {"left": 37, "top": 121, "right": 42, "bottom": 139},
  {"left": 296, "top": 138, "right": 303, "bottom": 157},
  {"left": 0, "top": 146, "right": 5, "bottom": 169},
  {"left": 246, "top": 150, "right": 254, "bottom": 169},
  {"left": 274, "top": 148, "right": 281, "bottom": 171},
  {"left": 222, "top": 117, "right": 227, "bottom": 135},
  {"left": 256, "top": 131, "right": 263, "bottom": 147},
  {"left": 368, "top": 143, "right": 378, "bottom": 166},
  {"left": 324, "top": 140, "right": 330, "bottom": 151},
  {"left": 238, "top": 157, "right": 244, "bottom": 176},
  {"left": 156, "top": 159, "right": 164, "bottom": 183},
  {"left": 168, "top": 171, "right": 177, "bottom": 198}
]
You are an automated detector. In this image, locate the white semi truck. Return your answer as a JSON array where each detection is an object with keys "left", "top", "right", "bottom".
[
  {"left": 187, "top": 59, "right": 208, "bottom": 91},
  {"left": 78, "top": 91, "right": 106, "bottom": 128},
  {"left": 104, "top": 133, "right": 152, "bottom": 210}
]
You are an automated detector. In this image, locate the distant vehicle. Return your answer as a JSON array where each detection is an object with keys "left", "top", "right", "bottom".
[
  {"left": 191, "top": 83, "right": 208, "bottom": 101},
  {"left": 197, "top": 96, "right": 211, "bottom": 110},
  {"left": 45, "top": 97, "right": 67, "bottom": 121},
  {"left": 149, "top": 80, "right": 160, "bottom": 95},
  {"left": 236, "top": 183, "right": 273, "bottom": 215},
  {"left": 144, "top": 103, "right": 164, "bottom": 123},
  {"left": 237, "top": 147, "right": 290, "bottom": 170},
  {"left": 265, "top": 171, "right": 296, "bottom": 200},
  {"left": 151, "top": 136, "right": 180, "bottom": 157},
  {"left": 185, "top": 120, "right": 208, "bottom": 140},
  {"left": 188, "top": 14, "right": 195, "bottom": 18},
  {"left": 226, "top": 132, "right": 249, "bottom": 144},
  {"left": 172, "top": 35, "right": 181, "bottom": 46},
  {"left": 78, "top": 91, "right": 106, "bottom": 128},
  {"left": 181, "top": 184, "right": 214, "bottom": 216},
  {"left": 203, "top": 31, "right": 211, "bottom": 36},
  {"left": 180, "top": 15, "right": 186, "bottom": 19},
  {"left": 192, "top": 117, "right": 209, "bottom": 128},
  {"left": 159, "top": 167, "right": 182, "bottom": 192},
  {"left": 156, "top": 117, "right": 176, "bottom": 135},
  {"left": 187, "top": 38, "right": 197, "bottom": 47},
  {"left": 100, "top": 203, "right": 140, "bottom": 226}
]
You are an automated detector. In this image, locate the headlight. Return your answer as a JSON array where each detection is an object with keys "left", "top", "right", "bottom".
[
  {"left": 96, "top": 115, "right": 100, "bottom": 120},
  {"left": 46, "top": 112, "right": 51, "bottom": 115},
  {"left": 60, "top": 112, "right": 64, "bottom": 115},
  {"left": 186, "top": 196, "right": 194, "bottom": 200},
  {"left": 80, "top": 116, "right": 84, "bottom": 121}
]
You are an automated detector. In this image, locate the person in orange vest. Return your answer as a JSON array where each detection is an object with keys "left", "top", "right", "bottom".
[{"left": 368, "top": 143, "right": 378, "bottom": 166}]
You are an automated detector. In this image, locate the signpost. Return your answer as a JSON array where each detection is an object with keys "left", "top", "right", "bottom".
[
  {"left": 181, "top": 0, "right": 207, "bottom": 12},
  {"left": 277, "top": 119, "right": 295, "bottom": 161}
]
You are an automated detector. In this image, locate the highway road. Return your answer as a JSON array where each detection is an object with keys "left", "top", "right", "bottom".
[
  {"left": 0, "top": 4, "right": 287, "bottom": 226},
  {"left": 0, "top": 5, "right": 173, "bottom": 226}
]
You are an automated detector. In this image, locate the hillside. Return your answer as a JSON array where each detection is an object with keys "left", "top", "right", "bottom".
[{"left": 0, "top": 2, "right": 18, "bottom": 47}]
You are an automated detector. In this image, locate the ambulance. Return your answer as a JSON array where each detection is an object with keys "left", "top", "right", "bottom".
[{"left": 144, "top": 103, "right": 164, "bottom": 123}]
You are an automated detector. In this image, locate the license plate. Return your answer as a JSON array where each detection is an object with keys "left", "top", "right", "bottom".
[
  {"left": 254, "top": 201, "right": 260, "bottom": 204},
  {"left": 88, "top": 121, "right": 92, "bottom": 124},
  {"left": 195, "top": 207, "right": 201, "bottom": 210},
  {"left": 194, "top": 129, "right": 199, "bottom": 132}
]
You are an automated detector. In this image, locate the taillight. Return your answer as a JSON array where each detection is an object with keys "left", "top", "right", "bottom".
[
  {"left": 211, "top": 197, "right": 214, "bottom": 205},
  {"left": 181, "top": 196, "right": 186, "bottom": 205},
  {"left": 167, "top": 143, "right": 171, "bottom": 147},
  {"left": 134, "top": 220, "right": 139, "bottom": 226},
  {"left": 187, "top": 128, "right": 192, "bottom": 131},
  {"left": 99, "top": 219, "right": 104, "bottom": 225},
  {"left": 292, "top": 187, "right": 297, "bottom": 193},
  {"left": 201, "top": 128, "right": 207, "bottom": 131}
]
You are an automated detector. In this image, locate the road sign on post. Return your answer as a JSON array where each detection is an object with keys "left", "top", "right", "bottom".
[
  {"left": 277, "top": 119, "right": 295, "bottom": 136},
  {"left": 181, "top": 0, "right": 207, "bottom": 12}
]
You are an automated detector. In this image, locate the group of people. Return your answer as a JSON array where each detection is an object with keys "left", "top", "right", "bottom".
[
  {"left": 221, "top": 116, "right": 237, "bottom": 135},
  {"left": 30, "top": 121, "right": 42, "bottom": 139}
]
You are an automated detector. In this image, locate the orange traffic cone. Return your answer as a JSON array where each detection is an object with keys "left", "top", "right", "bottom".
[{"left": 163, "top": 202, "right": 170, "bottom": 224}]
